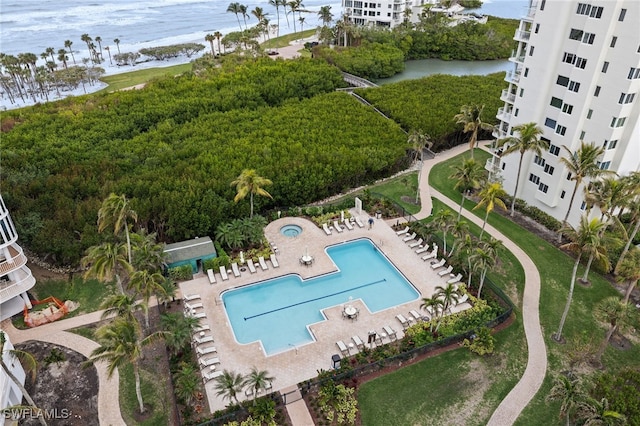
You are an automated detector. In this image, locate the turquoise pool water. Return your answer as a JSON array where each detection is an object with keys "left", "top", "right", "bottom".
[{"left": 222, "top": 239, "right": 419, "bottom": 355}]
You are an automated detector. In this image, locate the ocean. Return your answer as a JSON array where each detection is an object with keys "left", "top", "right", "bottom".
[{"left": 0, "top": 0, "right": 527, "bottom": 58}]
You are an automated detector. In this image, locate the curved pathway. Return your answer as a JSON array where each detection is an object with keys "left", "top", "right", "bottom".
[{"left": 413, "top": 143, "right": 547, "bottom": 425}]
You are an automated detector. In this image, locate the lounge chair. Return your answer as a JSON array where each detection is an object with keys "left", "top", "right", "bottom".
[
  {"left": 402, "top": 232, "right": 417, "bottom": 242},
  {"left": 422, "top": 250, "right": 437, "bottom": 261},
  {"left": 430, "top": 258, "right": 446, "bottom": 269},
  {"left": 247, "top": 260, "right": 257, "bottom": 273},
  {"left": 336, "top": 340, "right": 349, "bottom": 355},
  {"left": 351, "top": 335, "right": 364, "bottom": 350},
  {"left": 207, "top": 269, "right": 216, "bottom": 284},
  {"left": 447, "top": 273, "right": 463, "bottom": 284},
  {"left": 194, "top": 325, "right": 210, "bottom": 334},
  {"left": 203, "top": 369, "right": 223, "bottom": 382},
  {"left": 333, "top": 220, "right": 344, "bottom": 233},
  {"left": 184, "top": 302, "right": 203, "bottom": 311},
  {"left": 415, "top": 245, "right": 430, "bottom": 254},
  {"left": 196, "top": 345, "right": 217, "bottom": 356},
  {"left": 343, "top": 219, "right": 354, "bottom": 230},
  {"left": 355, "top": 217, "right": 365, "bottom": 228},
  {"left": 187, "top": 310, "right": 207, "bottom": 319},
  {"left": 219, "top": 266, "right": 229, "bottom": 281},
  {"left": 438, "top": 265, "right": 454, "bottom": 277},
  {"left": 455, "top": 294, "right": 469, "bottom": 306},
  {"left": 184, "top": 293, "right": 201, "bottom": 301},
  {"left": 231, "top": 262, "right": 241, "bottom": 278},
  {"left": 383, "top": 325, "right": 397, "bottom": 341},
  {"left": 409, "top": 310, "right": 423, "bottom": 322},
  {"left": 194, "top": 335, "right": 214, "bottom": 345},
  {"left": 396, "top": 314, "right": 411, "bottom": 329},
  {"left": 323, "top": 223, "right": 332, "bottom": 235},
  {"left": 199, "top": 356, "right": 221, "bottom": 367},
  {"left": 258, "top": 256, "right": 268, "bottom": 270},
  {"left": 270, "top": 254, "right": 279, "bottom": 268},
  {"left": 395, "top": 226, "right": 409, "bottom": 235},
  {"left": 408, "top": 238, "right": 423, "bottom": 248}
]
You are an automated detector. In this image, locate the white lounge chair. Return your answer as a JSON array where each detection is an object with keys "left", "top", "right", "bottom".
[
  {"left": 351, "top": 335, "right": 364, "bottom": 350},
  {"left": 408, "top": 238, "right": 423, "bottom": 248},
  {"left": 231, "top": 262, "right": 241, "bottom": 278},
  {"left": 186, "top": 310, "right": 207, "bottom": 319},
  {"left": 402, "top": 232, "right": 417, "bottom": 242},
  {"left": 396, "top": 314, "right": 411, "bottom": 329},
  {"left": 194, "top": 325, "right": 210, "bottom": 334},
  {"left": 247, "top": 260, "right": 257, "bottom": 273},
  {"left": 383, "top": 325, "right": 397, "bottom": 340},
  {"left": 409, "top": 310, "right": 423, "bottom": 322},
  {"left": 270, "top": 254, "right": 279, "bottom": 268},
  {"left": 194, "top": 335, "right": 214, "bottom": 345},
  {"left": 343, "top": 219, "right": 353, "bottom": 230},
  {"left": 422, "top": 250, "right": 437, "bottom": 261},
  {"left": 203, "top": 369, "right": 223, "bottom": 382},
  {"left": 184, "top": 293, "right": 200, "bottom": 302},
  {"left": 199, "top": 356, "right": 221, "bottom": 367},
  {"left": 438, "top": 265, "right": 454, "bottom": 277},
  {"left": 258, "top": 256, "right": 268, "bottom": 270},
  {"left": 430, "top": 258, "right": 446, "bottom": 269},
  {"left": 184, "top": 302, "right": 203, "bottom": 311},
  {"left": 395, "top": 226, "right": 409, "bottom": 235},
  {"left": 455, "top": 294, "right": 469, "bottom": 306},
  {"left": 336, "top": 340, "right": 349, "bottom": 355},
  {"left": 323, "top": 223, "right": 332, "bottom": 235},
  {"left": 207, "top": 269, "right": 216, "bottom": 284},
  {"left": 447, "top": 273, "right": 463, "bottom": 284},
  {"left": 219, "top": 266, "right": 229, "bottom": 281},
  {"left": 355, "top": 217, "right": 365, "bottom": 228},
  {"left": 196, "top": 345, "right": 217, "bottom": 356},
  {"left": 415, "top": 246, "right": 430, "bottom": 254},
  {"left": 333, "top": 220, "right": 343, "bottom": 233}
]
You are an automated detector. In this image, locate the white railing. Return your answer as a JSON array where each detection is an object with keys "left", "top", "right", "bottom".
[
  {"left": 501, "top": 89, "right": 516, "bottom": 103},
  {"left": 505, "top": 70, "right": 521, "bottom": 84},
  {"left": 515, "top": 30, "right": 530, "bottom": 41},
  {"left": 0, "top": 267, "right": 36, "bottom": 303},
  {"left": 0, "top": 245, "right": 27, "bottom": 275},
  {"left": 497, "top": 107, "right": 512, "bottom": 122}
]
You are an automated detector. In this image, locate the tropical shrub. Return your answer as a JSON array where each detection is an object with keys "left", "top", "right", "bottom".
[
  {"left": 314, "top": 42, "right": 405, "bottom": 80},
  {"left": 463, "top": 326, "right": 496, "bottom": 356},
  {"left": 167, "top": 265, "right": 193, "bottom": 281},
  {"left": 592, "top": 368, "right": 640, "bottom": 425}
]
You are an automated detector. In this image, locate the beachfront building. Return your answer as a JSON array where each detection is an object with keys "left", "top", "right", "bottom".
[
  {"left": 488, "top": 0, "right": 640, "bottom": 227},
  {"left": 0, "top": 195, "right": 35, "bottom": 321},
  {"left": 341, "top": 0, "right": 441, "bottom": 28},
  {"left": 1, "top": 331, "right": 26, "bottom": 425}
]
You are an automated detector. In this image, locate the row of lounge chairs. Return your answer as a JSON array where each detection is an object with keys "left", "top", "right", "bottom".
[
  {"left": 206, "top": 254, "right": 279, "bottom": 284},
  {"left": 181, "top": 294, "right": 223, "bottom": 382},
  {"left": 323, "top": 217, "right": 365, "bottom": 235},
  {"left": 335, "top": 325, "right": 398, "bottom": 356},
  {"left": 395, "top": 310, "right": 428, "bottom": 329}
]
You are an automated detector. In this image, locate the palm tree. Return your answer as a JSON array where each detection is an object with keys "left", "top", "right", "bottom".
[
  {"left": 57, "top": 49, "right": 68, "bottom": 69},
  {"left": 419, "top": 296, "right": 444, "bottom": 332},
  {"left": 97, "top": 193, "right": 138, "bottom": 264},
  {"left": 80, "top": 33, "right": 93, "bottom": 57},
  {"left": 592, "top": 296, "right": 634, "bottom": 365},
  {"left": 231, "top": 169, "right": 273, "bottom": 219},
  {"left": 546, "top": 373, "right": 586, "bottom": 426},
  {"left": 82, "top": 242, "right": 132, "bottom": 294},
  {"left": 213, "top": 369, "right": 245, "bottom": 405},
  {"left": 64, "top": 40, "right": 76, "bottom": 64},
  {"left": 214, "top": 31, "right": 224, "bottom": 55},
  {"left": 88, "top": 319, "right": 165, "bottom": 414},
  {"left": 431, "top": 208, "right": 455, "bottom": 255},
  {"left": 94, "top": 36, "right": 103, "bottom": 62},
  {"left": 130, "top": 230, "right": 165, "bottom": 273},
  {"left": 455, "top": 233, "right": 475, "bottom": 287},
  {"left": 299, "top": 16, "right": 306, "bottom": 32},
  {"left": 239, "top": 4, "right": 249, "bottom": 29},
  {"left": 558, "top": 141, "right": 609, "bottom": 241},
  {"left": 470, "top": 246, "right": 496, "bottom": 298},
  {"left": 435, "top": 282, "right": 460, "bottom": 312},
  {"left": 227, "top": 3, "right": 244, "bottom": 31},
  {"left": 129, "top": 270, "right": 167, "bottom": 328},
  {"left": 616, "top": 250, "right": 640, "bottom": 304},
  {"left": 205, "top": 34, "right": 216, "bottom": 55},
  {"left": 453, "top": 104, "right": 494, "bottom": 159},
  {"left": 450, "top": 158, "right": 484, "bottom": 221},
  {"left": 154, "top": 277, "right": 177, "bottom": 308},
  {"left": 318, "top": 5, "right": 333, "bottom": 26},
  {"left": 408, "top": 130, "right": 431, "bottom": 203},
  {"left": 100, "top": 294, "right": 146, "bottom": 334},
  {"left": 473, "top": 182, "right": 507, "bottom": 239},
  {"left": 576, "top": 397, "right": 627, "bottom": 425},
  {"left": 497, "top": 122, "right": 547, "bottom": 216},
  {"left": 113, "top": 38, "right": 121, "bottom": 54},
  {"left": 104, "top": 46, "right": 113, "bottom": 65},
  {"left": 173, "top": 362, "right": 201, "bottom": 406},
  {"left": 0, "top": 332, "right": 48, "bottom": 426},
  {"left": 244, "top": 367, "right": 274, "bottom": 404},
  {"left": 614, "top": 179, "right": 640, "bottom": 275},
  {"left": 160, "top": 312, "right": 199, "bottom": 357},
  {"left": 268, "top": 0, "right": 283, "bottom": 40},
  {"left": 448, "top": 220, "right": 469, "bottom": 256},
  {"left": 553, "top": 216, "right": 608, "bottom": 342}
]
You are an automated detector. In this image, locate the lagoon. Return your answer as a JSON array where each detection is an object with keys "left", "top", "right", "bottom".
[{"left": 379, "top": 59, "right": 511, "bottom": 84}]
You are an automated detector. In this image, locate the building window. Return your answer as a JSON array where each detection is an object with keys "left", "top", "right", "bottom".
[
  {"left": 576, "top": 58, "right": 587, "bottom": 69},
  {"left": 569, "top": 28, "right": 583, "bottom": 41},
  {"left": 594, "top": 86, "right": 601, "bottom": 96},
  {"left": 629, "top": 68, "right": 640, "bottom": 79},
  {"left": 538, "top": 183, "right": 549, "bottom": 193},
  {"left": 557, "top": 75, "right": 570, "bottom": 86},
  {"left": 550, "top": 144, "right": 561, "bottom": 156},
  {"left": 544, "top": 164, "right": 555, "bottom": 175},
  {"left": 535, "top": 23, "right": 540, "bottom": 33},
  {"left": 610, "top": 117, "right": 627, "bottom": 128},
  {"left": 577, "top": 3, "right": 603, "bottom": 18},
  {"left": 602, "top": 61, "right": 609, "bottom": 73},
  {"left": 502, "top": 163, "right": 506, "bottom": 170},
  {"left": 587, "top": 109, "right": 593, "bottom": 119},
  {"left": 540, "top": 0, "right": 546, "bottom": 10},
  {"left": 607, "top": 140, "right": 618, "bottom": 149},
  {"left": 561, "top": 190, "right": 566, "bottom": 199},
  {"left": 599, "top": 161, "right": 611, "bottom": 170},
  {"left": 568, "top": 81, "right": 580, "bottom": 92},
  {"left": 545, "top": 118, "right": 557, "bottom": 129},
  {"left": 567, "top": 172, "right": 572, "bottom": 180},
  {"left": 563, "top": 52, "right": 576, "bottom": 65},
  {"left": 556, "top": 125, "right": 567, "bottom": 136},
  {"left": 529, "top": 46, "right": 534, "bottom": 56},
  {"left": 619, "top": 8, "right": 626, "bottom": 21},
  {"left": 580, "top": 131, "right": 586, "bottom": 139},
  {"left": 583, "top": 32, "right": 595, "bottom": 44},
  {"left": 562, "top": 103, "right": 573, "bottom": 114},
  {"left": 550, "top": 97, "right": 563, "bottom": 108},
  {"left": 610, "top": 36, "right": 617, "bottom": 48},
  {"left": 515, "top": 108, "right": 519, "bottom": 117},
  {"left": 580, "top": 201, "right": 587, "bottom": 210},
  {"left": 619, "top": 93, "right": 636, "bottom": 104},
  {"left": 524, "top": 67, "right": 529, "bottom": 77},
  {"left": 534, "top": 155, "right": 546, "bottom": 166},
  {"left": 529, "top": 174, "right": 540, "bottom": 185}
]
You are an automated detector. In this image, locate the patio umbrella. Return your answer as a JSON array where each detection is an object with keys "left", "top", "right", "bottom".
[
  {"left": 240, "top": 251, "right": 245, "bottom": 264},
  {"left": 341, "top": 210, "right": 344, "bottom": 222}
]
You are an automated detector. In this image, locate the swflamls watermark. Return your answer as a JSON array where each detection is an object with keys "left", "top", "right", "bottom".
[{"left": 2, "top": 407, "right": 71, "bottom": 420}]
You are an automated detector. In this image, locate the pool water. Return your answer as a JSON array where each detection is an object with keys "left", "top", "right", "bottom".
[
  {"left": 222, "top": 239, "right": 419, "bottom": 355},
  {"left": 280, "top": 224, "right": 302, "bottom": 237}
]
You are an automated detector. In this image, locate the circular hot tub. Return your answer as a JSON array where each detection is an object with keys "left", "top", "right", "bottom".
[{"left": 280, "top": 224, "right": 302, "bottom": 238}]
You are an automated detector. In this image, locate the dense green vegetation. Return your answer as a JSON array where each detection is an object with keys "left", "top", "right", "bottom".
[
  {"left": 314, "top": 42, "right": 406, "bottom": 80},
  {"left": 355, "top": 72, "right": 504, "bottom": 150}
]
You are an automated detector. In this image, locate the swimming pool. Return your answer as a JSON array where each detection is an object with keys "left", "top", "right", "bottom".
[{"left": 222, "top": 239, "right": 419, "bottom": 355}]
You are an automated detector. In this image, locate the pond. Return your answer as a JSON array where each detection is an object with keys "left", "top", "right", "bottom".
[{"left": 378, "top": 59, "right": 512, "bottom": 84}]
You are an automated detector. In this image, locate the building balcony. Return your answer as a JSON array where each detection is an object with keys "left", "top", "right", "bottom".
[
  {"left": 504, "top": 70, "right": 521, "bottom": 84},
  {"left": 497, "top": 107, "right": 512, "bottom": 122},
  {"left": 509, "top": 53, "right": 526, "bottom": 64},
  {"left": 514, "top": 30, "right": 530, "bottom": 41},
  {"left": 0, "top": 266, "right": 36, "bottom": 303},
  {"left": 525, "top": 1, "right": 537, "bottom": 19},
  {"left": 0, "top": 244, "right": 28, "bottom": 276},
  {"left": 500, "top": 89, "right": 516, "bottom": 104},
  {"left": 493, "top": 127, "right": 508, "bottom": 139}
]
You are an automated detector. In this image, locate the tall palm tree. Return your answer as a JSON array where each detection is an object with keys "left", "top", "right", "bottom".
[
  {"left": 592, "top": 296, "right": 634, "bottom": 365},
  {"left": 94, "top": 36, "right": 103, "bottom": 62},
  {"left": 554, "top": 216, "right": 608, "bottom": 342},
  {"left": 614, "top": 178, "right": 640, "bottom": 275},
  {"left": 82, "top": 242, "right": 132, "bottom": 294},
  {"left": 616, "top": 249, "right": 640, "bottom": 304},
  {"left": 230, "top": 169, "right": 273, "bottom": 219},
  {"left": 100, "top": 294, "right": 146, "bottom": 332},
  {"left": 130, "top": 230, "right": 165, "bottom": 273},
  {"left": 244, "top": 367, "right": 274, "bottom": 404},
  {"left": 453, "top": 104, "right": 494, "bottom": 159},
  {"left": 558, "top": 141, "right": 609, "bottom": 241},
  {"left": 419, "top": 296, "right": 444, "bottom": 332},
  {"left": 455, "top": 233, "right": 475, "bottom": 287},
  {"left": 546, "top": 373, "right": 586, "bottom": 426},
  {"left": 213, "top": 369, "right": 245, "bottom": 405},
  {"left": 80, "top": 34, "right": 93, "bottom": 57},
  {"left": 431, "top": 208, "right": 455, "bottom": 255},
  {"left": 129, "top": 270, "right": 167, "bottom": 328},
  {"left": 57, "top": 49, "right": 68, "bottom": 69},
  {"left": 64, "top": 40, "right": 76, "bottom": 64},
  {"left": 299, "top": 16, "right": 306, "bottom": 33},
  {"left": 473, "top": 182, "right": 507, "bottom": 239},
  {"left": 450, "top": 158, "right": 484, "bottom": 221},
  {"left": 470, "top": 246, "right": 496, "bottom": 298},
  {"left": 239, "top": 4, "right": 249, "bottom": 29},
  {"left": 269, "top": 0, "right": 283, "bottom": 40},
  {"left": 318, "top": 5, "right": 333, "bottom": 26},
  {"left": 0, "top": 332, "right": 48, "bottom": 426},
  {"left": 104, "top": 46, "right": 112, "bottom": 65},
  {"left": 97, "top": 193, "right": 138, "bottom": 264},
  {"left": 434, "top": 282, "right": 460, "bottom": 314},
  {"left": 408, "top": 130, "right": 431, "bottom": 203},
  {"left": 213, "top": 31, "right": 223, "bottom": 54},
  {"left": 113, "top": 38, "right": 121, "bottom": 54},
  {"left": 205, "top": 34, "right": 216, "bottom": 55},
  {"left": 160, "top": 312, "right": 199, "bottom": 357},
  {"left": 227, "top": 3, "right": 244, "bottom": 31},
  {"left": 497, "top": 122, "right": 547, "bottom": 216},
  {"left": 448, "top": 220, "right": 469, "bottom": 257}
]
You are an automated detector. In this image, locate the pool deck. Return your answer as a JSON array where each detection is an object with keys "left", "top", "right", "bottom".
[{"left": 179, "top": 213, "right": 471, "bottom": 412}]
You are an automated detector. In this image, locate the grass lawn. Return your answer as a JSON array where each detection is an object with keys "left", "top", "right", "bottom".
[
  {"left": 97, "top": 63, "right": 193, "bottom": 93},
  {"left": 261, "top": 29, "right": 316, "bottom": 49},
  {"left": 120, "top": 363, "right": 170, "bottom": 426}
]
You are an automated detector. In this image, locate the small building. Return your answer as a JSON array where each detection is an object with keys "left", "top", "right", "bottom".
[{"left": 163, "top": 236, "right": 217, "bottom": 273}]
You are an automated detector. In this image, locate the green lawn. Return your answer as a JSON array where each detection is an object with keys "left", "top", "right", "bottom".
[
  {"left": 261, "top": 29, "right": 316, "bottom": 49},
  {"left": 120, "top": 363, "right": 170, "bottom": 426},
  {"left": 97, "top": 63, "right": 193, "bottom": 93}
]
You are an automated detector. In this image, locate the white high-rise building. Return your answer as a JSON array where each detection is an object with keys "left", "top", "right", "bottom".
[
  {"left": 490, "top": 0, "right": 640, "bottom": 227},
  {"left": 0, "top": 195, "right": 35, "bottom": 321},
  {"left": 1, "top": 331, "right": 26, "bottom": 426},
  {"left": 341, "top": 0, "right": 438, "bottom": 28}
]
